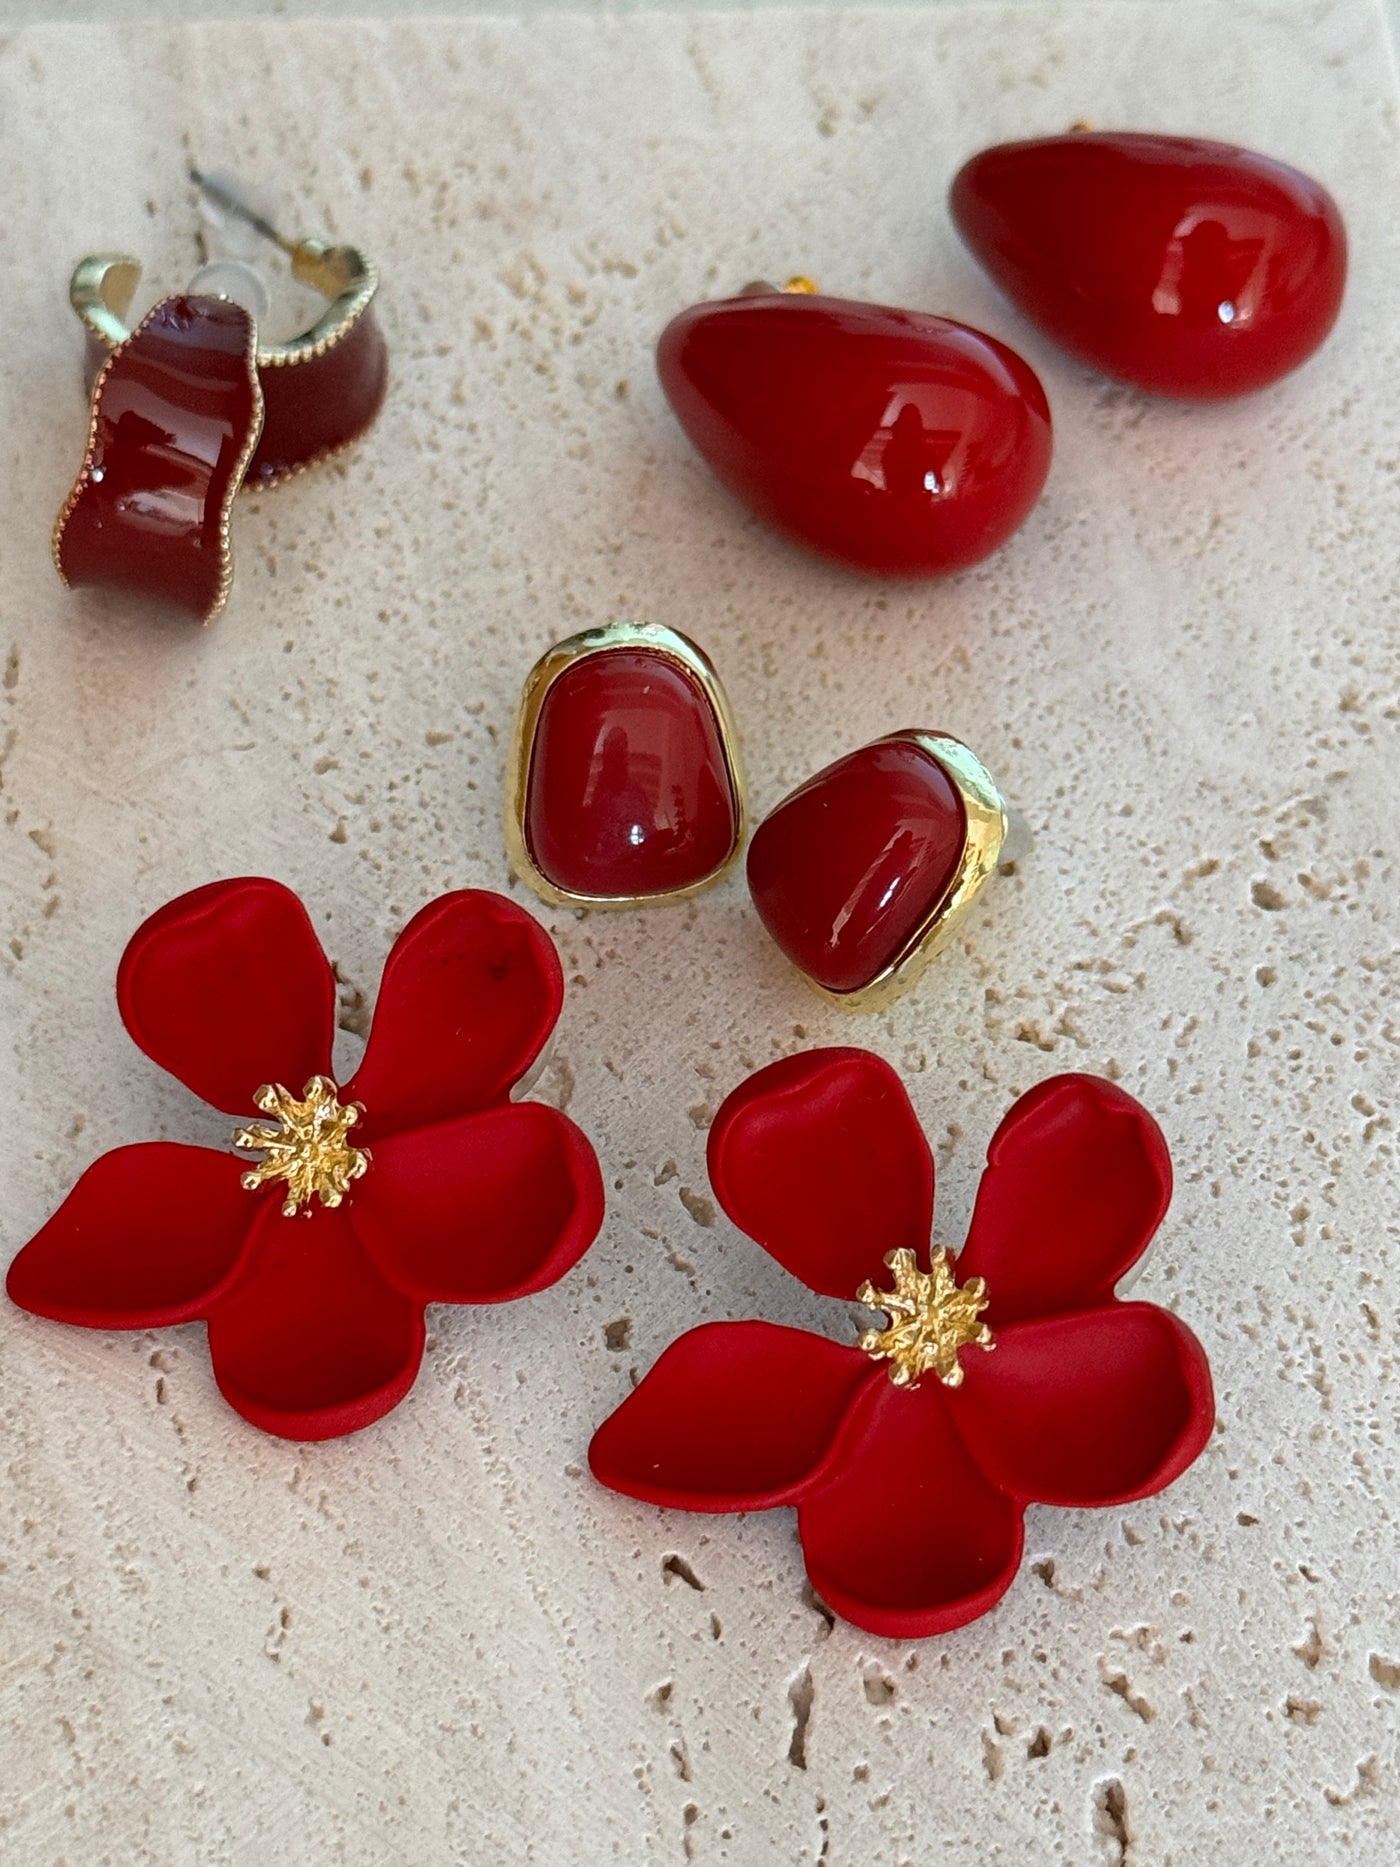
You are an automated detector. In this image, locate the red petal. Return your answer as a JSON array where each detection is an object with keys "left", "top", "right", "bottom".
[
  {"left": 799, "top": 1377, "right": 1024, "bottom": 1638},
  {"left": 955, "top": 1303, "right": 1214, "bottom": 1507},
  {"left": 117, "top": 879, "right": 335, "bottom": 1116},
  {"left": 206, "top": 1203, "right": 423, "bottom": 1440},
  {"left": 589, "top": 1322, "right": 874, "bottom": 1510},
  {"left": 707, "top": 1049, "right": 934, "bottom": 1298},
  {"left": 354, "top": 1102, "right": 604, "bottom": 1302},
  {"left": 7, "top": 1144, "right": 254, "bottom": 1327},
  {"left": 957, "top": 1074, "right": 1171, "bottom": 1326},
  {"left": 347, "top": 891, "right": 563, "bottom": 1135}
]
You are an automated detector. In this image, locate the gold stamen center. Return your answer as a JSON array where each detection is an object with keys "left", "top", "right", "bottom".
[
  {"left": 858, "top": 1247, "right": 994, "bottom": 1389},
  {"left": 233, "top": 1075, "right": 369, "bottom": 1217}
]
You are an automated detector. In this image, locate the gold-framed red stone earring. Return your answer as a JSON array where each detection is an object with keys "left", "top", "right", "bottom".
[
  {"left": 53, "top": 170, "right": 388, "bottom": 625},
  {"left": 505, "top": 622, "right": 746, "bottom": 909},
  {"left": 746, "top": 730, "right": 1029, "bottom": 1009}
]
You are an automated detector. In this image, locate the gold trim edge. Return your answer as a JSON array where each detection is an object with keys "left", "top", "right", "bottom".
[{"left": 69, "top": 243, "right": 378, "bottom": 370}]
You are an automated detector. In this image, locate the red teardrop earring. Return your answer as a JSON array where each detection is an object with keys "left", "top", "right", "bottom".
[
  {"left": 950, "top": 131, "right": 1346, "bottom": 400},
  {"left": 656, "top": 279, "right": 1052, "bottom": 579}
]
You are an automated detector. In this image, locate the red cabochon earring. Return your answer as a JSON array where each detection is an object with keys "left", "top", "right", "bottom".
[
  {"left": 53, "top": 170, "right": 388, "bottom": 625},
  {"left": 747, "top": 730, "right": 1029, "bottom": 1009},
  {"left": 656, "top": 278, "right": 1052, "bottom": 577},
  {"left": 505, "top": 622, "right": 745, "bottom": 909},
  {"left": 591, "top": 1049, "right": 1214, "bottom": 1639},
  {"left": 950, "top": 131, "right": 1346, "bottom": 398}
]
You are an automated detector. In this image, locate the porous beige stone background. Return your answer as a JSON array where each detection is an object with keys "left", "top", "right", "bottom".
[{"left": 2, "top": 2, "right": 1398, "bottom": 1861}]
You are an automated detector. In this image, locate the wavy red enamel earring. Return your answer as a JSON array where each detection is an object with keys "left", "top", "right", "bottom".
[
  {"left": 747, "top": 730, "right": 1026, "bottom": 1007},
  {"left": 657, "top": 279, "right": 1052, "bottom": 577},
  {"left": 590, "top": 1049, "right": 1214, "bottom": 1639},
  {"left": 5, "top": 879, "right": 604, "bottom": 1440},
  {"left": 53, "top": 173, "right": 388, "bottom": 625},
  {"left": 951, "top": 131, "right": 1346, "bottom": 399},
  {"left": 506, "top": 623, "right": 746, "bottom": 907}
]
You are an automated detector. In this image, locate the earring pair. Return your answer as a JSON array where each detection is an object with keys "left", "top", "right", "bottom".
[
  {"left": 657, "top": 131, "right": 1344, "bottom": 578},
  {"left": 504, "top": 623, "right": 1027, "bottom": 1011},
  {"left": 53, "top": 172, "right": 387, "bottom": 625}
]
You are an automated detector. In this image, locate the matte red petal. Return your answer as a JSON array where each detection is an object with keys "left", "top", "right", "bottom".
[
  {"left": 589, "top": 1322, "right": 875, "bottom": 1510},
  {"left": 798, "top": 1376, "right": 1024, "bottom": 1638},
  {"left": 354, "top": 1101, "right": 604, "bottom": 1302},
  {"left": 347, "top": 891, "right": 563, "bottom": 1135},
  {"left": 6, "top": 1144, "right": 254, "bottom": 1327},
  {"left": 957, "top": 1074, "right": 1171, "bottom": 1327},
  {"left": 206, "top": 1202, "right": 423, "bottom": 1440},
  {"left": 117, "top": 878, "right": 335, "bottom": 1117},
  {"left": 955, "top": 1304, "right": 1215, "bottom": 1507},
  {"left": 707, "top": 1049, "right": 933, "bottom": 1298}
]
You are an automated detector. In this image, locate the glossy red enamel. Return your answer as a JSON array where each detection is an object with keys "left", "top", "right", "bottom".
[
  {"left": 747, "top": 737, "right": 967, "bottom": 994},
  {"left": 950, "top": 132, "right": 1347, "bottom": 399},
  {"left": 246, "top": 308, "right": 389, "bottom": 487},
  {"left": 524, "top": 648, "right": 739, "bottom": 898},
  {"left": 657, "top": 293, "right": 1052, "bottom": 577},
  {"left": 56, "top": 295, "right": 262, "bottom": 622}
]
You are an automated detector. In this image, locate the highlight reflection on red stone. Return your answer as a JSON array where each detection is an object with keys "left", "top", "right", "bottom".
[
  {"left": 55, "top": 295, "right": 262, "bottom": 622},
  {"left": 747, "top": 737, "right": 968, "bottom": 994},
  {"left": 524, "top": 649, "right": 739, "bottom": 900}
]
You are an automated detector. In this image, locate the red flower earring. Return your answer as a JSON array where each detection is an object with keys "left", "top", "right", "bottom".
[
  {"left": 590, "top": 1050, "right": 1213, "bottom": 1639},
  {"left": 505, "top": 623, "right": 746, "bottom": 907},
  {"left": 54, "top": 174, "right": 388, "bottom": 624},
  {"left": 6, "top": 880, "right": 604, "bottom": 1440},
  {"left": 657, "top": 280, "right": 1052, "bottom": 577},
  {"left": 950, "top": 131, "right": 1346, "bottom": 400},
  {"left": 747, "top": 731, "right": 1025, "bottom": 1007}
]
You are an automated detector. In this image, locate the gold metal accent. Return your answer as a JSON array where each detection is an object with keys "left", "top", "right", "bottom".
[
  {"left": 233, "top": 1076, "right": 369, "bottom": 1218},
  {"left": 504, "top": 621, "right": 747, "bottom": 911},
  {"left": 69, "top": 179, "right": 379, "bottom": 375},
  {"left": 858, "top": 1247, "right": 994, "bottom": 1389},
  {"left": 803, "top": 731, "right": 1016, "bottom": 1013},
  {"left": 51, "top": 295, "right": 264, "bottom": 626},
  {"left": 737, "top": 275, "right": 823, "bottom": 298}
]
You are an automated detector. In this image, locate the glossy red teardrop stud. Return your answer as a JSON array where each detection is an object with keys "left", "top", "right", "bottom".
[
  {"left": 656, "top": 283, "right": 1052, "bottom": 577},
  {"left": 505, "top": 623, "right": 746, "bottom": 909},
  {"left": 747, "top": 732, "right": 1025, "bottom": 1008},
  {"left": 950, "top": 131, "right": 1346, "bottom": 401},
  {"left": 53, "top": 175, "right": 387, "bottom": 624}
]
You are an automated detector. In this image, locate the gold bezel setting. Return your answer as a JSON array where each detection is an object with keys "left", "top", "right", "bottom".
[
  {"left": 802, "top": 731, "right": 1015, "bottom": 1014},
  {"left": 504, "top": 621, "right": 747, "bottom": 911}
]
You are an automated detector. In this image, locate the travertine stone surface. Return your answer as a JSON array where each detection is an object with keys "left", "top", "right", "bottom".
[{"left": 2, "top": 5, "right": 1398, "bottom": 1861}]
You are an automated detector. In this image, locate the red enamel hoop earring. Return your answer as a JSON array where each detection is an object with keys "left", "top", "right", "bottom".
[
  {"left": 657, "top": 278, "right": 1052, "bottom": 579},
  {"left": 53, "top": 173, "right": 388, "bottom": 625}
]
